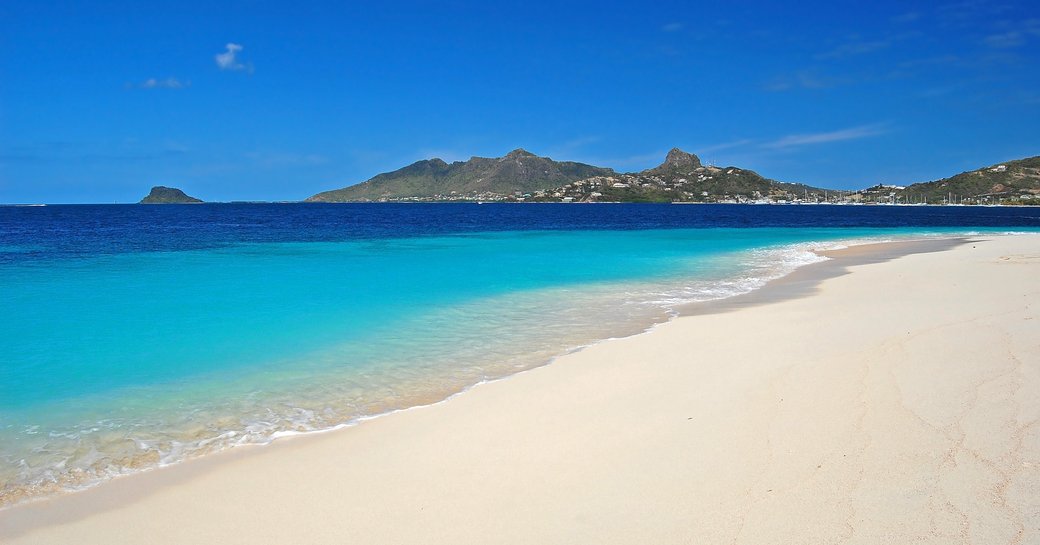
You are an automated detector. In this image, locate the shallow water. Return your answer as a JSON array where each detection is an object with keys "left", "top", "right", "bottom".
[{"left": 1, "top": 203, "right": 1038, "bottom": 505}]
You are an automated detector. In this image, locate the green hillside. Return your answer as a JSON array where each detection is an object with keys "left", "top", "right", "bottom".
[
  {"left": 306, "top": 147, "right": 832, "bottom": 203},
  {"left": 306, "top": 146, "right": 1039, "bottom": 205},
  {"left": 900, "top": 156, "right": 1040, "bottom": 203},
  {"left": 306, "top": 149, "right": 614, "bottom": 202},
  {"left": 531, "top": 149, "right": 832, "bottom": 203}
]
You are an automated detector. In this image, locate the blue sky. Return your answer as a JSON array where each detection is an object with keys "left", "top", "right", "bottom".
[{"left": 2, "top": 0, "right": 1038, "bottom": 203}]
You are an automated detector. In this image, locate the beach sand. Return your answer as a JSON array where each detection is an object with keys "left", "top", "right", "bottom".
[{"left": 1, "top": 235, "right": 1037, "bottom": 544}]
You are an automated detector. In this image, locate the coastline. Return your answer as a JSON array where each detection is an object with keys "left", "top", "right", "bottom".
[
  {"left": 0, "top": 228, "right": 940, "bottom": 508},
  {"left": 2, "top": 234, "right": 1037, "bottom": 543},
  {"left": 0, "top": 233, "right": 948, "bottom": 509},
  {"left": 676, "top": 236, "right": 967, "bottom": 317}
]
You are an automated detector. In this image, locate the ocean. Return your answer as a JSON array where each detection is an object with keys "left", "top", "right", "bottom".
[{"left": 1, "top": 203, "right": 1039, "bottom": 505}]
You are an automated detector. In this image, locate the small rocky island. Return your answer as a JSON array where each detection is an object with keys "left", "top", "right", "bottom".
[{"left": 139, "top": 186, "right": 203, "bottom": 204}]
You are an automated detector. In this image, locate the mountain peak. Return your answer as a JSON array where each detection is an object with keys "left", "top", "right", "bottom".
[
  {"left": 505, "top": 148, "right": 536, "bottom": 159},
  {"left": 664, "top": 148, "right": 701, "bottom": 169},
  {"left": 640, "top": 148, "right": 703, "bottom": 176}
]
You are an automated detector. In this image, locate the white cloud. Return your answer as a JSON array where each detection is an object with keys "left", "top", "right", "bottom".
[
  {"left": 244, "top": 151, "right": 328, "bottom": 167},
  {"left": 764, "top": 124, "right": 889, "bottom": 149},
  {"left": 815, "top": 39, "right": 892, "bottom": 60},
  {"left": 545, "top": 135, "right": 603, "bottom": 159},
  {"left": 983, "top": 20, "right": 1040, "bottom": 48},
  {"left": 695, "top": 139, "right": 755, "bottom": 155},
  {"left": 139, "top": 77, "right": 187, "bottom": 89},
  {"left": 764, "top": 70, "right": 850, "bottom": 91},
  {"left": 215, "top": 43, "right": 251, "bottom": 71},
  {"left": 662, "top": 22, "right": 683, "bottom": 32},
  {"left": 983, "top": 31, "right": 1026, "bottom": 48}
]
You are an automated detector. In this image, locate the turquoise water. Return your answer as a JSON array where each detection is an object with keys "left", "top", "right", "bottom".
[{"left": 0, "top": 218, "right": 1035, "bottom": 505}]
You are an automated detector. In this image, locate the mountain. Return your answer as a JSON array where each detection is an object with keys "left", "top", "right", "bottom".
[
  {"left": 305, "top": 147, "right": 831, "bottom": 203},
  {"left": 531, "top": 148, "right": 832, "bottom": 203},
  {"left": 644, "top": 147, "right": 703, "bottom": 175},
  {"left": 632, "top": 148, "right": 830, "bottom": 201},
  {"left": 306, "top": 149, "right": 615, "bottom": 202},
  {"left": 139, "top": 186, "right": 203, "bottom": 204},
  {"left": 900, "top": 156, "right": 1040, "bottom": 203},
  {"left": 847, "top": 156, "right": 1040, "bottom": 204},
  {"left": 305, "top": 146, "right": 1039, "bottom": 205}
]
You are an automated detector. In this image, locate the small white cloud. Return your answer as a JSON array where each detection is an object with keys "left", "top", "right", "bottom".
[
  {"left": 163, "top": 140, "right": 191, "bottom": 153},
  {"left": 983, "top": 31, "right": 1026, "bottom": 48},
  {"left": 139, "top": 77, "right": 187, "bottom": 89},
  {"left": 764, "top": 124, "right": 889, "bottom": 149},
  {"left": 546, "top": 135, "right": 602, "bottom": 157},
  {"left": 764, "top": 70, "right": 849, "bottom": 91},
  {"left": 696, "top": 139, "right": 755, "bottom": 155},
  {"left": 662, "top": 22, "right": 683, "bottom": 32},
  {"left": 980, "top": 19, "right": 1040, "bottom": 49},
  {"left": 215, "top": 43, "right": 251, "bottom": 71},
  {"left": 244, "top": 151, "right": 327, "bottom": 167},
  {"left": 816, "top": 39, "right": 892, "bottom": 60}
]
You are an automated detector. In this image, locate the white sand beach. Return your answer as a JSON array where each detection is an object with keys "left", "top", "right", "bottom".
[{"left": 1, "top": 234, "right": 1037, "bottom": 544}]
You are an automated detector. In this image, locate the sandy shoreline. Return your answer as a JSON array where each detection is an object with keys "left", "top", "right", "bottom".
[{"left": 2, "top": 235, "right": 1037, "bottom": 544}]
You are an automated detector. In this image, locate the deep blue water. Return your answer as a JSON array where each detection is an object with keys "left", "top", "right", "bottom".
[
  {"left": 0, "top": 203, "right": 1038, "bottom": 504},
  {"left": 3, "top": 203, "right": 1039, "bottom": 262}
]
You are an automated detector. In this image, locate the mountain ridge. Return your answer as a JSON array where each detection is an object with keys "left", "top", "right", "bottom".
[
  {"left": 304, "top": 149, "right": 1040, "bottom": 204},
  {"left": 306, "top": 148, "right": 829, "bottom": 203},
  {"left": 850, "top": 156, "right": 1040, "bottom": 204},
  {"left": 306, "top": 149, "right": 614, "bottom": 202}
]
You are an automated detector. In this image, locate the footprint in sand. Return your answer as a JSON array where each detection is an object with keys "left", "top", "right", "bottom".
[{"left": 997, "top": 254, "right": 1040, "bottom": 264}]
